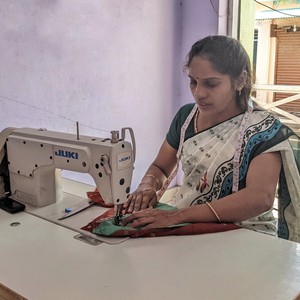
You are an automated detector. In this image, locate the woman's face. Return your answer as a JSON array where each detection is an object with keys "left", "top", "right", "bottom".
[{"left": 188, "top": 56, "right": 241, "bottom": 119}]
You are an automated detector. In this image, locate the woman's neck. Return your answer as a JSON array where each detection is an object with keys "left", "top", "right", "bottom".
[{"left": 195, "top": 106, "right": 245, "bottom": 133}]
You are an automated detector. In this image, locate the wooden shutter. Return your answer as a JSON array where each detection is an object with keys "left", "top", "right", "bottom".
[{"left": 274, "top": 30, "right": 300, "bottom": 113}]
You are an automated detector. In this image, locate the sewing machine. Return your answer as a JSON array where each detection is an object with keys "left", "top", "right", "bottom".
[{"left": 0, "top": 127, "right": 135, "bottom": 220}]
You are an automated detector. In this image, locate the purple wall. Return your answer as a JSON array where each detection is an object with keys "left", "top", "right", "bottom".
[{"left": 0, "top": 0, "right": 219, "bottom": 188}]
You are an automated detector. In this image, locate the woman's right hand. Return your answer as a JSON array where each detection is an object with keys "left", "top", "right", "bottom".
[
  {"left": 122, "top": 139, "right": 178, "bottom": 215},
  {"left": 122, "top": 188, "right": 158, "bottom": 214}
]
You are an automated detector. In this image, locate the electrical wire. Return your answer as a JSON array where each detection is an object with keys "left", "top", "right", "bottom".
[
  {"left": 209, "top": 0, "right": 228, "bottom": 17},
  {"left": 254, "top": 0, "right": 300, "bottom": 17},
  {"left": 0, "top": 94, "right": 110, "bottom": 134},
  {"left": 209, "top": 0, "right": 219, "bottom": 15}
]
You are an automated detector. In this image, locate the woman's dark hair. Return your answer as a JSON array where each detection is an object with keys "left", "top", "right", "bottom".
[{"left": 184, "top": 35, "right": 252, "bottom": 108}]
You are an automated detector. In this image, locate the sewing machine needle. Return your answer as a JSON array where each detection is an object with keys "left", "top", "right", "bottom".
[{"left": 113, "top": 204, "right": 124, "bottom": 226}]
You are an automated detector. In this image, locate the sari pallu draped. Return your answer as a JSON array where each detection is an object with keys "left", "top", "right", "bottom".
[{"left": 170, "top": 107, "right": 300, "bottom": 242}]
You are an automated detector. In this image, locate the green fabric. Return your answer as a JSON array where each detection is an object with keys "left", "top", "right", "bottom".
[{"left": 93, "top": 203, "right": 189, "bottom": 236}]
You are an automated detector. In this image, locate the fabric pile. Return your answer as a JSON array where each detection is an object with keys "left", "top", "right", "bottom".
[{"left": 81, "top": 192, "right": 240, "bottom": 238}]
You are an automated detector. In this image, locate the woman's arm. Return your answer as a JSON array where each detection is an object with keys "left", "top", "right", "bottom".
[
  {"left": 123, "top": 139, "right": 178, "bottom": 213},
  {"left": 122, "top": 151, "right": 282, "bottom": 228},
  {"left": 178, "top": 151, "right": 282, "bottom": 223}
]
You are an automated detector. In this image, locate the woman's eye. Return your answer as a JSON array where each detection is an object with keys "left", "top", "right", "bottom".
[
  {"left": 189, "top": 79, "right": 197, "bottom": 86},
  {"left": 205, "top": 82, "right": 218, "bottom": 88}
]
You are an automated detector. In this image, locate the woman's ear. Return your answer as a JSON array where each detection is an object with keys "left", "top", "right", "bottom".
[{"left": 235, "top": 70, "right": 247, "bottom": 91}]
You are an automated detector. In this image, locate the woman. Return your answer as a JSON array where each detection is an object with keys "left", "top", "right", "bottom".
[{"left": 122, "top": 35, "right": 300, "bottom": 242}]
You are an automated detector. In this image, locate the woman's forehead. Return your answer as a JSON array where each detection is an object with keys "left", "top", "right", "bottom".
[{"left": 188, "top": 57, "right": 225, "bottom": 79}]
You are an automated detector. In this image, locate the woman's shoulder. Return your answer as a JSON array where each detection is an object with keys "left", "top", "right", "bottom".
[
  {"left": 176, "top": 103, "right": 195, "bottom": 118},
  {"left": 252, "top": 108, "right": 278, "bottom": 120},
  {"left": 172, "top": 103, "right": 196, "bottom": 126},
  {"left": 178, "top": 102, "right": 195, "bottom": 112},
  {"left": 252, "top": 101, "right": 279, "bottom": 121},
  {"left": 251, "top": 109, "right": 293, "bottom": 132}
]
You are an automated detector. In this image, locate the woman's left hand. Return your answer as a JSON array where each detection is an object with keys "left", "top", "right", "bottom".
[{"left": 122, "top": 208, "right": 181, "bottom": 229}]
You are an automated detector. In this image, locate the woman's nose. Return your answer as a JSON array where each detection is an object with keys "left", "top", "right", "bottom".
[{"left": 193, "top": 84, "right": 206, "bottom": 100}]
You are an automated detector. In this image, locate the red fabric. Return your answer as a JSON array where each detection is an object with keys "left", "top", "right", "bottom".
[
  {"left": 81, "top": 207, "right": 240, "bottom": 238},
  {"left": 86, "top": 188, "right": 114, "bottom": 208}
]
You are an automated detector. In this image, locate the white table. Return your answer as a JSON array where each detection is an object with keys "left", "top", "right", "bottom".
[{"left": 0, "top": 181, "right": 300, "bottom": 300}]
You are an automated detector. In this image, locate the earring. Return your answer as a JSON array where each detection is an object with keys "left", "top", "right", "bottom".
[{"left": 238, "top": 89, "right": 241, "bottom": 96}]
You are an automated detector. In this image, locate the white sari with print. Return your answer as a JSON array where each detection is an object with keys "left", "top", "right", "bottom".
[{"left": 168, "top": 106, "right": 300, "bottom": 242}]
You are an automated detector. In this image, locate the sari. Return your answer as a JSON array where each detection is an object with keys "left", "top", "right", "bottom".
[{"left": 169, "top": 103, "right": 300, "bottom": 242}]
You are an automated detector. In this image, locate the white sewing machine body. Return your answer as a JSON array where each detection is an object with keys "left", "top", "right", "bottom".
[{"left": 4, "top": 127, "right": 135, "bottom": 208}]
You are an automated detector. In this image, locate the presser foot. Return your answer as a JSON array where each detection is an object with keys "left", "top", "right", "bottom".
[
  {"left": 113, "top": 204, "right": 124, "bottom": 226},
  {"left": 113, "top": 214, "right": 124, "bottom": 226}
]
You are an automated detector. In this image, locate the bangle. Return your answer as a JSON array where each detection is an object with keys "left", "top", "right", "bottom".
[
  {"left": 143, "top": 174, "right": 161, "bottom": 190},
  {"left": 205, "top": 202, "right": 221, "bottom": 223}
]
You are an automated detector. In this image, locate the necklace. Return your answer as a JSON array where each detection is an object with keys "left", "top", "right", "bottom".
[{"left": 194, "top": 108, "right": 199, "bottom": 133}]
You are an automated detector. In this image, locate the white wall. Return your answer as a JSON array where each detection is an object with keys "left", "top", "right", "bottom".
[{"left": 0, "top": 0, "right": 218, "bottom": 189}]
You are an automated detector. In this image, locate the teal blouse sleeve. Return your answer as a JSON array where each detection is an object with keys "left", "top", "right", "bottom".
[{"left": 166, "top": 103, "right": 196, "bottom": 149}]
